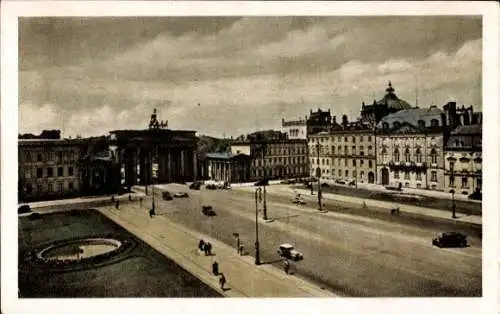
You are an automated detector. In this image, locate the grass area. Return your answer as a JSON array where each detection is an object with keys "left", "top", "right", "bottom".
[{"left": 18, "top": 209, "right": 222, "bottom": 298}]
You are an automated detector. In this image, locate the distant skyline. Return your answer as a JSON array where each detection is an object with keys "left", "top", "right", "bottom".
[{"left": 19, "top": 16, "right": 482, "bottom": 138}]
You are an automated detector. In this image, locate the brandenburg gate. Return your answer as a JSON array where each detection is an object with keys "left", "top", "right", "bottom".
[{"left": 109, "top": 109, "right": 198, "bottom": 188}]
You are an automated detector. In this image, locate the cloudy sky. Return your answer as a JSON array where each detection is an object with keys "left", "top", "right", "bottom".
[{"left": 19, "top": 16, "right": 482, "bottom": 138}]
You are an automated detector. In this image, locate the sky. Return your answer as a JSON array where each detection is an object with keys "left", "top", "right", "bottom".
[{"left": 19, "top": 16, "right": 482, "bottom": 138}]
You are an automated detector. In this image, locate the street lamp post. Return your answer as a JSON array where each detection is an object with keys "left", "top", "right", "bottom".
[
  {"left": 254, "top": 187, "right": 262, "bottom": 265},
  {"left": 150, "top": 149, "right": 156, "bottom": 214},
  {"left": 451, "top": 188, "right": 456, "bottom": 219},
  {"left": 316, "top": 141, "right": 322, "bottom": 211},
  {"left": 262, "top": 144, "right": 268, "bottom": 221}
]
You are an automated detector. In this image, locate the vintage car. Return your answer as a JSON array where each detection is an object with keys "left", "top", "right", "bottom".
[
  {"left": 173, "top": 192, "right": 189, "bottom": 198},
  {"left": 292, "top": 195, "right": 306, "bottom": 205},
  {"left": 189, "top": 182, "right": 202, "bottom": 190},
  {"left": 432, "top": 232, "right": 468, "bottom": 248},
  {"left": 277, "top": 243, "right": 304, "bottom": 261},
  {"left": 202, "top": 205, "right": 216, "bottom": 216},
  {"left": 18, "top": 204, "right": 31, "bottom": 214},
  {"left": 162, "top": 191, "right": 173, "bottom": 201}
]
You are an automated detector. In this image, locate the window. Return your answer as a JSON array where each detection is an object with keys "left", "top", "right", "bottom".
[
  {"left": 418, "top": 120, "right": 426, "bottom": 128},
  {"left": 360, "top": 136, "right": 364, "bottom": 142},
  {"left": 431, "top": 119, "right": 439, "bottom": 127},
  {"left": 416, "top": 171, "right": 422, "bottom": 181},
  {"left": 360, "top": 171, "right": 364, "bottom": 178},
  {"left": 360, "top": 160, "right": 364, "bottom": 165},
  {"left": 37, "top": 184, "right": 43, "bottom": 193},
  {"left": 25, "top": 183, "right": 33, "bottom": 195},
  {"left": 461, "top": 177, "right": 468, "bottom": 188},
  {"left": 394, "top": 148, "right": 400, "bottom": 162},
  {"left": 68, "top": 167, "right": 74, "bottom": 176},
  {"left": 37, "top": 153, "right": 42, "bottom": 162},
  {"left": 344, "top": 146, "right": 348, "bottom": 154},
  {"left": 431, "top": 171, "right": 437, "bottom": 182},
  {"left": 405, "top": 183, "right": 410, "bottom": 188},
  {"left": 395, "top": 170, "right": 400, "bottom": 179},
  {"left": 36, "top": 168, "right": 43, "bottom": 178},
  {"left": 326, "top": 159, "right": 329, "bottom": 165},
  {"left": 344, "top": 137, "right": 348, "bottom": 142},
  {"left": 430, "top": 148, "right": 437, "bottom": 164},
  {"left": 352, "top": 146, "right": 356, "bottom": 154},
  {"left": 382, "top": 122, "right": 389, "bottom": 129},
  {"left": 338, "top": 169, "right": 342, "bottom": 176},
  {"left": 25, "top": 152, "right": 32, "bottom": 162},
  {"left": 415, "top": 148, "right": 422, "bottom": 163},
  {"left": 449, "top": 161, "right": 455, "bottom": 172},
  {"left": 393, "top": 121, "right": 401, "bottom": 128},
  {"left": 449, "top": 175, "right": 455, "bottom": 187},
  {"left": 69, "top": 182, "right": 74, "bottom": 191},
  {"left": 338, "top": 145, "right": 342, "bottom": 154},
  {"left": 332, "top": 146, "right": 335, "bottom": 154},
  {"left": 368, "top": 136, "right": 372, "bottom": 142},
  {"left": 352, "top": 136, "right": 356, "bottom": 143},
  {"left": 48, "top": 183, "right": 53, "bottom": 193},
  {"left": 344, "top": 159, "right": 348, "bottom": 166},
  {"left": 24, "top": 168, "right": 32, "bottom": 179},
  {"left": 417, "top": 183, "right": 422, "bottom": 189},
  {"left": 404, "top": 171, "right": 410, "bottom": 180},
  {"left": 369, "top": 160, "right": 373, "bottom": 168},
  {"left": 47, "top": 167, "right": 53, "bottom": 177},
  {"left": 345, "top": 170, "right": 349, "bottom": 177},
  {"left": 353, "top": 159, "right": 356, "bottom": 167},
  {"left": 405, "top": 148, "right": 411, "bottom": 162}
]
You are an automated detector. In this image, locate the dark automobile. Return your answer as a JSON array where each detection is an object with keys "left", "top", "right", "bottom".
[
  {"left": 321, "top": 182, "right": 330, "bottom": 187},
  {"left": 254, "top": 179, "right": 269, "bottom": 186},
  {"left": 174, "top": 192, "right": 189, "bottom": 198},
  {"left": 206, "top": 184, "right": 217, "bottom": 190},
  {"left": 189, "top": 182, "right": 202, "bottom": 190},
  {"left": 202, "top": 205, "right": 216, "bottom": 216},
  {"left": 18, "top": 204, "right": 31, "bottom": 214},
  {"left": 162, "top": 191, "right": 173, "bottom": 201},
  {"left": 432, "top": 232, "right": 468, "bottom": 248},
  {"left": 277, "top": 243, "right": 304, "bottom": 261}
]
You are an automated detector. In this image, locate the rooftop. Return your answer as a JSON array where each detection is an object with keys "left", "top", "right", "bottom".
[{"left": 377, "top": 106, "right": 443, "bottom": 128}]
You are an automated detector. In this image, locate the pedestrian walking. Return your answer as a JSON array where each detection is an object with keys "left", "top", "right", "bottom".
[
  {"left": 203, "top": 243, "right": 209, "bottom": 256},
  {"left": 207, "top": 242, "right": 212, "bottom": 256},
  {"left": 212, "top": 261, "right": 219, "bottom": 275},
  {"left": 283, "top": 259, "right": 290, "bottom": 275},
  {"left": 115, "top": 199, "right": 120, "bottom": 209},
  {"left": 199, "top": 239, "right": 205, "bottom": 251},
  {"left": 139, "top": 197, "right": 143, "bottom": 208},
  {"left": 128, "top": 194, "right": 132, "bottom": 201},
  {"left": 149, "top": 208, "right": 155, "bottom": 218},
  {"left": 238, "top": 245, "right": 244, "bottom": 256},
  {"left": 219, "top": 273, "right": 226, "bottom": 290},
  {"left": 111, "top": 195, "right": 115, "bottom": 202}
]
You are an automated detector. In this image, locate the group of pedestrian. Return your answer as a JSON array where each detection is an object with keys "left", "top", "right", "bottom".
[{"left": 198, "top": 239, "right": 213, "bottom": 256}]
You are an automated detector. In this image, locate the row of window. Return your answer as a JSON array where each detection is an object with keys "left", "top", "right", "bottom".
[
  {"left": 254, "top": 156, "right": 308, "bottom": 166},
  {"left": 24, "top": 181, "right": 75, "bottom": 195},
  {"left": 286, "top": 129, "right": 305, "bottom": 137},
  {"left": 311, "top": 158, "right": 374, "bottom": 168},
  {"left": 311, "top": 145, "right": 374, "bottom": 156},
  {"left": 261, "top": 146, "right": 308, "bottom": 156},
  {"left": 381, "top": 148, "right": 438, "bottom": 164},
  {"left": 393, "top": 170, "right": 438, "bottom": 182},
  {"left": 448, "top": 176, "right": 473, "bottom": 189},
  {"left": 309, "top": 135, "right": 373, "bottom": 143},
  {"left": 381, "top": 119, "right": 440, "bottom": 129},
  {"left": 24, "top": 150, "right": 78, "bottom": 163},
  {"left": 253, "top": 167, "right": 307, "bottom": 177},
  {"left": 24, "top": 166, "right": 75, "bottom": 179}
]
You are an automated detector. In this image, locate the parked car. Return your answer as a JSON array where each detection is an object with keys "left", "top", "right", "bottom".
[
  {"left": 202, "top": 205, "right": 216, "bottom": 216},
  {"left": 321, "top": 182, "right": 330, "bottom": 187},
  {"left": 432, "top": 232, "right": 468, "bottom": 248},
  {"left": 18, "top": 204, "right": 31, "bottom": 214},
  {"left": 335, "top": 179, "right": 346, "bottom": 185},
  {"left": 189, "top": 182, "right": 202, "bottom": 190},
  {"left": 277, "top": 243, "right": 304, "bottom": 261},
  {"left": 162, "top": 191, "right": 173, "bottom": 201},
  {"left": 254, "top": 179, "right": 269, "bottom": 186},
  {"left": 206, "top": 184, "right": 217, "bottom": 190},
  {"left": 174, "top": 192, "right": 189, "bottom": 198}
]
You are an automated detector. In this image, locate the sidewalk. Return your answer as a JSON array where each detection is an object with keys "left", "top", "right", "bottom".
[
  {"left": 26, "top": 192, "right": 146, "bottom": 211},
  {"left": 97, "top": 202, "right": 336, "bottom": 298},
  {"left": 234, "top": 184, "right": 482, "bottom": 226}
]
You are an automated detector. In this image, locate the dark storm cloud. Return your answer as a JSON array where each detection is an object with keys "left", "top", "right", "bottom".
[{"left": 19, "top": 16, "right": 482, "bottom": 137}]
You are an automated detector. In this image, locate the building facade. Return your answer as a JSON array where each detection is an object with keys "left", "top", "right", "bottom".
[
  {"left": 306, "top": 109, "right": 332, "bottom": 136},
  {"left": 308, "top": 123, "right": 376, "bottom": 185},
  {"left": 376, "top": 106, "right": 446, "bottom": 190},
  {"left": 205, "top": 152, "right": 252, "bottom": 183},
  {"left": 360, "top": 81, "right": 412, "bottom": 124},
  {"left": 18, "top": 139, "right": 85, "bottom": 201},
  {"left": 281, "top": 117, "right": 307, "bottom": 140},
  {"left": 444, "top": 125, "right": 482, "bottom": 196}
]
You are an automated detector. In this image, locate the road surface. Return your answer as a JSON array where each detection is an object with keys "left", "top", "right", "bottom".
[{"left": 140, "top": 184, "right": 481, "bottom": 297}]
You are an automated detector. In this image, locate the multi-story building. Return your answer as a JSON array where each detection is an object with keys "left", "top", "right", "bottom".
[
  {"left": 444, "top": 124, "right": 482, "bottom": 196},
  {"left": 281, "top": 117, "right": 307, "bottom": 140},
  {"left": 18, "top": 139, "right": 85, "bottom": 201},
  {"left": 376, "top": 106, "right": 446, "bottom": 190},
  {"left": 308, "top": 118, "right": 376, "bottom": 184}
]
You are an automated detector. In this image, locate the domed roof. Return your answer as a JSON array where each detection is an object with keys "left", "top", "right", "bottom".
[{"left": 376, "top": 81, "right": 412, "bottom": 110}]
